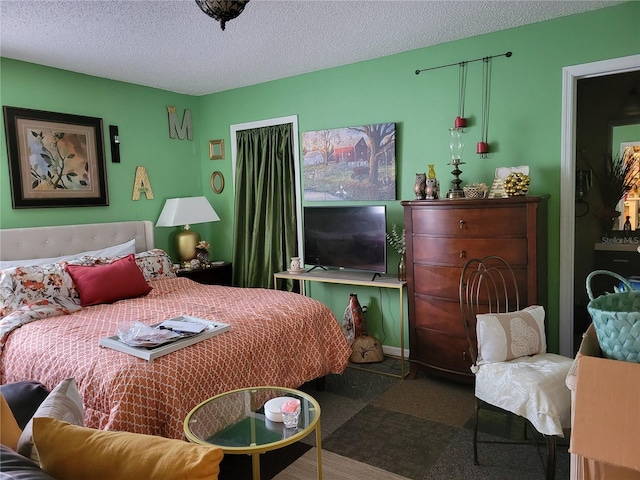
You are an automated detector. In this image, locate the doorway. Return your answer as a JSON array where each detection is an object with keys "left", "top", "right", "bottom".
[{"left": 559, "top": 54, "right": 640, "bottom": 357}]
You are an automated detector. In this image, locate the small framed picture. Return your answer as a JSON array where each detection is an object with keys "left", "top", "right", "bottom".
[{"left": 209, "top": 139, "right": 225, "bottom": 160}]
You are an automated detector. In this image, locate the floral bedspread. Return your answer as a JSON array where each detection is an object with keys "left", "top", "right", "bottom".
[{"left": 0, "top": 277, "right": 350, "bottom": 439}]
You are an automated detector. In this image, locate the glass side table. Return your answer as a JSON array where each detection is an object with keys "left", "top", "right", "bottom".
[{"left": 184, "top": 386, "right": 322, "bottom": 480}]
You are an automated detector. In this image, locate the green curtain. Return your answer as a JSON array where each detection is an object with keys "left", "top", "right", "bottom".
[{"left": 232, "top": 123, "right": 298, "bottom": 288}]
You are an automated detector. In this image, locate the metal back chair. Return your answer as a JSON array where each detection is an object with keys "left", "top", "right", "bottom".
[
  {"left": 460, "top": 255, "right": 572, "bottom": 480},
  {"left": 460, "top": 255, "right": 520, "bottom": 365}
]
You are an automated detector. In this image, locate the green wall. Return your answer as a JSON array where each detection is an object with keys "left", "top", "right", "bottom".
[
  {"left": 2, "top": 2, "right": 639, "bottom": 353},
  {"left": 0, "top": 60, "right": 206, "bottom": 255},
  {"left": 197, "top": 2, "right": 640, "bottom": 352}
]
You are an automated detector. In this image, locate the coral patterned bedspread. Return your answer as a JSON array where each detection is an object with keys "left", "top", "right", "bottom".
[{"left": 0, "top": 277, "right": 350, "bottom": 439}]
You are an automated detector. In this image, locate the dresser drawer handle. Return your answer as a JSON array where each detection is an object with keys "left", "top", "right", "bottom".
[
  {"left": 459, "top": 220, "right": 465, "bottom": 229},
  {"left": 459, "top": 250, "right": 466, "bottom": 258}
]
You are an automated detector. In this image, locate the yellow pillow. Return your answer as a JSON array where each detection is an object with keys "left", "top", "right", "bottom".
[
  {"left": 33, "top": 417, "right": 223, "bottom": 480},
  {"left": 0, "top": 394, "right": 22, "bottom": 450}
]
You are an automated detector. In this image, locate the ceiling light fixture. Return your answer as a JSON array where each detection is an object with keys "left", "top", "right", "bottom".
[{"left": 195, "top": 0, "right": 250, "bottom": 31}]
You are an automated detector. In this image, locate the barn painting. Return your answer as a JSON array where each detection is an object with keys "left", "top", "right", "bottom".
[{"left": 302, "top": 122, "right": 396, "bottom": 201}]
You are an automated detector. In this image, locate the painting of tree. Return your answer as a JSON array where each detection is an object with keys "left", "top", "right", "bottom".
[{"left": 302, "top": 122, "right": 396, "bottom": 201}]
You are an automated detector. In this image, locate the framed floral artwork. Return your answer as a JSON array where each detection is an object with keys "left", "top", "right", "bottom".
[{"left": 3, "top": 106, "right": 108, "bottom": 208}]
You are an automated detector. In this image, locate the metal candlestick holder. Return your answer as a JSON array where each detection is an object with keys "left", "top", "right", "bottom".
[
  {"left": 447, "top": 158, "right": 465, "bottom": 199},
  {"left": 448, "top": 127, "right": 465, "bottom": 199}
]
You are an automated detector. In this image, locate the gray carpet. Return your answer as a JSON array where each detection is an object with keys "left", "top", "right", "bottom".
[{"left": 222, "top": 359, "right": 571, "bottom": 479}]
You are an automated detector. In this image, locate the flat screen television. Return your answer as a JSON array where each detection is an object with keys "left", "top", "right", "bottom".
[{"left": 303, "top": 205, "right": 387, "bottom": 275}]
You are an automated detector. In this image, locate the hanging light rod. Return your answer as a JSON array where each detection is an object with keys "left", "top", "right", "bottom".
[{"left": 415, "top": 51, "right": 512, "bottom": 75}]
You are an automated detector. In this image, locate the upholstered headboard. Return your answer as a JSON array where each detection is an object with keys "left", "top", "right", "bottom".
[{"left": 0, "top": 221, "right": 154, "bottom": 261}]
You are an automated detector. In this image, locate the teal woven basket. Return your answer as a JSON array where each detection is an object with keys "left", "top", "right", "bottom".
[{"left": 586, "top": 270, "right": 640, "bottom": 363}]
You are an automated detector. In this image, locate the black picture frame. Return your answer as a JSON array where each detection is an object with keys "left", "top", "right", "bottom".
[{"left": 3, "top": 106, "right": 108, "bottom": 208}]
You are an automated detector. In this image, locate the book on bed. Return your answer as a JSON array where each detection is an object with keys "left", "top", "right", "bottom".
[{"left": 99, "top": 315, "right": 231, "bottom": 362}]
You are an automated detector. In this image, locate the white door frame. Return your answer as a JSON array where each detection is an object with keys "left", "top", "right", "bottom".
[
  {"left": 230, "top": 115, "right": 303, "bottom": 258},
  {"left": 559, "top": 54, "right": 640, "bottom": 356}
]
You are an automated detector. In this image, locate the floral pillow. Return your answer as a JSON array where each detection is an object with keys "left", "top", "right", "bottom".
[
  {"left": 0, "top": 263, "right": 80, "bottom": 318},
  {"left": 475, "top": 305, "right": 547, "bottom": 365},
  {"left": 134, "top": 249, "right": 176, "bottom": 281}
]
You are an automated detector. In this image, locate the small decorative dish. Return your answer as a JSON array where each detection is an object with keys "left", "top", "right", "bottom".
[
  {"left": 287, "top": 268, "right": 305, "bottom": 274},
  {"left": 264, "top": 397, "right": 290, "bottom": 422}
]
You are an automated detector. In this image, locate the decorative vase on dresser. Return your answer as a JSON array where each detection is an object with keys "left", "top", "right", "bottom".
[
  {"left": 398, "top": 253, "right": 407, "bottom": 282},
  {"left": 401, "top": 196, "right": 548, "bottom": 381}
]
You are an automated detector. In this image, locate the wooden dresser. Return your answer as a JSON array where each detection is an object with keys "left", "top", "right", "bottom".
[{"left": 401, "top": 196, "right": 548, "bottom": 381}]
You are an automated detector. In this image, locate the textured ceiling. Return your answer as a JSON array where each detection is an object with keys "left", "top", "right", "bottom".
[{"left": 0, "top": 0, "right": 620, "bottom": 96}]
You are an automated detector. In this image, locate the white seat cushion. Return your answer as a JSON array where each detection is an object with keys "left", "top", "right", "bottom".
[{"left": 474, "top": 352, "right": 573, "bottom": 436}]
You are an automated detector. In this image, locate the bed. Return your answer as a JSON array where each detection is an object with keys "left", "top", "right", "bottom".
[{"left": 0, "top": 221, "right": 350, "bottom": 440}]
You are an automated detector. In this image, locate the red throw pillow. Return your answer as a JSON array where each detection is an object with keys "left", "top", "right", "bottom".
[{"left": 66, "top": 254, "right": 152, "bottom": 307}]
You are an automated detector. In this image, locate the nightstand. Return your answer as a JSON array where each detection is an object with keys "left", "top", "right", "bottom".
[{"left": 176, "top": 262, "right": 232, "bottom": 286}]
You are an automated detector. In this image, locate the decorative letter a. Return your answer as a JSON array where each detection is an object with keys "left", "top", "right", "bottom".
[
  {"left": 132, "top": 166, "right": 154, "bottom": 200},
  {"left": 167, "top": 106, "right": 193, "bottom": 140}
]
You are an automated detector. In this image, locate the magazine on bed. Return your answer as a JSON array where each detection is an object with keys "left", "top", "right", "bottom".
[{"left": 99, "top": 315, "right": 231, "bottom": 362}]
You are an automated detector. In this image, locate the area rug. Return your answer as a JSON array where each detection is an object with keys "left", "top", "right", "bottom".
[
  {"left": 273, "top": 448, "right": 411, "bottom": 480},
  {"left": 372, "top": 373, "right": 475, "bottom": 427}
]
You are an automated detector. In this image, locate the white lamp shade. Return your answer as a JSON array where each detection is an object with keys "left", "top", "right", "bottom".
[{"left": 156, "top": 196, "right": 220, "bottom": 227}]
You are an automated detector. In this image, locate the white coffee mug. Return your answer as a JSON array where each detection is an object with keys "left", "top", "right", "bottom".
[{"left": 290, "top": 257, "right": 301, "bottom": 271}]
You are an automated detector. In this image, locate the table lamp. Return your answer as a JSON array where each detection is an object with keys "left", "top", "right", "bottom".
[{"left": 156, "top": 196, "right": 220, "bottom": 262}]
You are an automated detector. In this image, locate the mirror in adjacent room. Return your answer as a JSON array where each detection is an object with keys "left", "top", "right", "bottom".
[{"left": 608, "top": 115, "right": 640, "bottom": 231}]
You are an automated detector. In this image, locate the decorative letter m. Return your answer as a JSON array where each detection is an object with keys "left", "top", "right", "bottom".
[{"left": 167, "top": 106, "right": 193, "bottom": 140}]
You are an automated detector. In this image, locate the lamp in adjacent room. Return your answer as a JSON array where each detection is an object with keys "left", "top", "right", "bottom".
[
  {"left": 156, "top": 196, "right": 220, "bottom": 263},
  {"left": 195, "top": 0, "right": 250, "bottom": 30}
]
